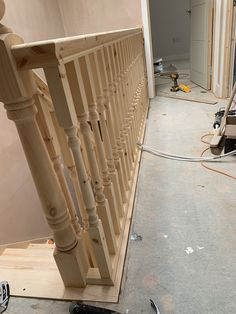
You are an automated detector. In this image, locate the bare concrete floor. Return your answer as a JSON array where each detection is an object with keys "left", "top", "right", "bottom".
[{"left": 6, "top": 95, "right": 236, "bottom": 313}]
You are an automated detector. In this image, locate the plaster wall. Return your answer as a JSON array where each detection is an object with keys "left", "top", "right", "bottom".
[
  {"left": 2, "top": 0, "right": 65, "bottom": 42},
  {"left": 0, "top": 0, "right": 142, "bottom": 244},
  {"left": 0, "top": 0, "right": 65, "bottom": 244},
  {"left": 58, "top": 0, "right": 142, "bottom": 36},
  {"left": 150, "top": 0, "right": 191, "bottom": 60}
]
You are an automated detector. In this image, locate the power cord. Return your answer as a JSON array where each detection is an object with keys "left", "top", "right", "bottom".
[
  {"left": 137, "top": 134, "right": 236, "bottom": 180},
  {"left": 138, "top": 143, "right": 236, "bottom": 162}
]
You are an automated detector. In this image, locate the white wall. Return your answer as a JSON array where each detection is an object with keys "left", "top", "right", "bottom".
[
  {"left": 58, "top": 0, "right": 142, "bottom": 36},
  {"left": 3, "top": 0, "right": 65, "bottom": 42},
  {"left": 150, "top": 0, "right": 191, "bottom": 60}
]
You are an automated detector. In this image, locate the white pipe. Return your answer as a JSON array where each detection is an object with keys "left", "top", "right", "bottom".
[{"left": 138, "top": 143, "right": 236, "bottom": 162}]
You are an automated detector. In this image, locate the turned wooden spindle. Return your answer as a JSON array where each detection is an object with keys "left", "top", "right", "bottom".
[
  {"left": 103, "top": 47, "right": 129, "bottom": 189},
  {"left": 64, "top": 60, "right": 117, "bottom": 253},
  {"left": 111, "top": 43, "right": 134, "bottom": 170},
  {"left": 49, "top": 110, "right": 89, "bottom": 228},
  {"left": 116, "top": 40, "right": 136, "bottom": 161},
  {"left": 92, "top": 51, "right": 124, "bottom": 216},
  {"left": 33, "top": 77, "right": 90, "bottom": 232},
  {"left": 78, "top": 113, "right": 117, "bottom": 252},
  {"left": 96, "top": 49, "right": 127, "bottom": 203},
  {"left": 121, "top": 36, "right": 142, "bottom": 163},
  {"left": 125, "top": 38, "right": 140, "bottom": 145},
  {"left": 35, "top": 92, "right": 83, "bottom": 237},
  {"left": 44, "top": 64, "right": 113, "bottom": 281},
  {"left": 49, "top": 108, "right": 98, "bottom": 268},
  {"left": 81, "top": 55, "right": 121, "bottom": 233},
  {"left": 109, "top": 44, "right": 133, "bottom": 180},
  {"left": 105, "top": 45, "right": 130, "bottom": 177},
  {"left": 0, "top": 3, "right": 88, "bottom": 288}
]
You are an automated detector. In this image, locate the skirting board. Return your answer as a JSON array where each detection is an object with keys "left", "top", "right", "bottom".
[{"left": 0, "top": 102, "right": 149, "bottom": 303}]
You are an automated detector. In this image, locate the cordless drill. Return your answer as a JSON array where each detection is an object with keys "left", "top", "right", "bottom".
[{"left": 170, "top": 72, "right": 180, "bottom": 92}]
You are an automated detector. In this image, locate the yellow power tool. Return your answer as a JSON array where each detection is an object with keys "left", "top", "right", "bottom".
[{"left": 170, "top": 72, "right": 191, "bottom": 93}]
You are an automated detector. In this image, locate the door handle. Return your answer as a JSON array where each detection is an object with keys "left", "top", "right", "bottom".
[{"left": 186, "top": 9, "right": 191, "bottom": 14}]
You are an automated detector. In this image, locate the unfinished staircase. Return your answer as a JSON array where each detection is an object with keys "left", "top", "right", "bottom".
[{"left": 0, "top": 0, "right": 149, "bottom": 302}]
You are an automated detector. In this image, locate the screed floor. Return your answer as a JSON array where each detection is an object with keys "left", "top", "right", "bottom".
[{"left": 6, "top": 94, "right": 236, "bottom": 313}]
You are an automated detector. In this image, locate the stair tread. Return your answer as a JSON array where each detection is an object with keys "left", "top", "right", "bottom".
[
  {"left": 28, "top": 243, "right": 54, "bottom": 249},
  {"left": 0, "top": 246, "right": 56, "bottom": 271},
  {"left": 2, "top": 247, "right": 54, "bottom": 256}
]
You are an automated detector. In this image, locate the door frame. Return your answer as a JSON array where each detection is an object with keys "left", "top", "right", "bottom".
[
  {"left": 141, "top": 0, "right": 233, "bottom": 99},
  {"left": 228, "top": 1, "right": 236, "bottom": 95},
  {"left": 141, "top": 0, "right": 155, "bottom": 99},
  {"left": 212, "top": 0, "right": 234, "bottom": 98}
]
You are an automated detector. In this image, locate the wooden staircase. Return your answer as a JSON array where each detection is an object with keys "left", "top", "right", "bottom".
[
  {"left": 0, "top": 238, "right": 53, "bottom": 259},
  {"left": 0, "top": 0, "right": 149, "bottom": 302}
]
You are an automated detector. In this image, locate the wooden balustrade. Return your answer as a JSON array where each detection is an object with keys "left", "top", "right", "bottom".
[{"left": 0, "top": 0, "right": 149, "bottom": 289}]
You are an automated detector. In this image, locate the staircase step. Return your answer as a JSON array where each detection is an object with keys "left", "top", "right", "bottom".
[
  {"left": 8, "top": 243, "right": 29, "bottom": 249},
  {"left": 0, "top": 247, "right": 56, "bottom": 271},
  {"left": 28, "top": 243, "right": 54, "bottom": 250},
  {"left": 2, "top": 247, "right": 54, "bottom": 258}
]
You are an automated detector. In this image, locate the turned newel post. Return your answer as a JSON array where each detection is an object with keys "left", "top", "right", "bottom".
[{"left": 0, "top": 2, "right": 87, "bottom": 287}]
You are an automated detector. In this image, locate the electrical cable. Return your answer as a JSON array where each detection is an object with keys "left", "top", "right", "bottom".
[
  {"left": 200, "top": 133, "right": 214, "bottom": 144},
  {"left": 138, "top": 143, "right": 236, "bottom": 162},
  {"left": 200, "top": 147, "right": 236, "bottom": 180}
]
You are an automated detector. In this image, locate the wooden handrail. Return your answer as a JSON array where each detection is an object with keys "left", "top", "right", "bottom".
[{"left": 12, "top": 27, "right": 142, "bottom": 70}]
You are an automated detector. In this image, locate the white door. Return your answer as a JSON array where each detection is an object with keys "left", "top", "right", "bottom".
[{"left": 190, "top": 0, "right": 213, "bottom": 89}]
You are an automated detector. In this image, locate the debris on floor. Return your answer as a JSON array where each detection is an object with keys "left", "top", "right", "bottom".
[
  {"left": 154, "top": 58, "right": 164, "bottom": 74},
  {"left": 185, "top": 247, "right": 194, "bottom": 255},
  {"left": 130, "top": 232, "right": 143, "bottom": 241},
  {"left": 185, "top": 246, "right": 205, "bottom": 255},
  {"left": 154, "top": 58, "right": 177, "bottom": 75},
  {"left": 69, "top": 302, "right": 121, "bottom": 314}
]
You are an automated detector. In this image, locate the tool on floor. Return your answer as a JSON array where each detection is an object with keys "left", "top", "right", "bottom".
[
  {"left": 210, "top": 82, "right": 236, "bottom": 154},
  {"left": 130, "top": 232, "right": 142, "bottom": 241},
  {"left": 213, "top": 109, "right": 236, "bottom": 129},
  {"left": 169, "top": 72, "right": 191, "bottom": 93},
  {"left": 0, "top": 282, "right": 10, "bottom": 313},
  {"left": 179, "top": 83, "right": 191, "bottom": 93},
  {"left": 170, "top": 72, "right": 180, "bottom": 92},
  {"left": 69, "top": 302, "right": 121, "bottom": 314},
  {"left": 150, "top": 299, "right": 161, "bottom": 314}
]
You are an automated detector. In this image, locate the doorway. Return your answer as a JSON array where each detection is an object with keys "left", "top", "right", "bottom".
[
  {"left": 148, "top": 0, "right": 214, "bottom": 101},
  {"left": 150, "top": 0, "right": 191, "bottom": 68}
]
